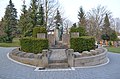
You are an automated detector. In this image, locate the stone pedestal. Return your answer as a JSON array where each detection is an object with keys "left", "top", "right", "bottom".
[
  {"left": 71, "top": 32, "right": 79, "bottom": 38},
  {"left": 67, "top": 49, "right": 74, "bottom": 67},
  {"left": 62, "top": 34, "right": 70, "bottom": 46},
  {"left": 37, "top": 33, "right": 46, "bottom": 39},
  {"left": 47, "top": 34, "right": 55, "bottom": 47},
  {"left": 54, "top": 28, "right": 59, "bottom": 42},
  {"left": 42, "top": 50, "right": 48, "bottom": 68}
]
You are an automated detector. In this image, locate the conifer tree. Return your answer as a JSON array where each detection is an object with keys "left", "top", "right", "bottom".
[
  {"left": 18, "top": 3, "right": 29, "bottom": 36},
  {"left": 29, "top": 0, "right": 38, "bottom": 28},
  {"left": 78, "top": 7, "right": 86, "bottom": 27},
  {"left": 101, "top": 14, "right": 112, "bottom": 41},
  {"left": 3, "top": 0, "right": 17, "bottom": 42},
  {"left": 54, "top": 9, "right": 62, "bottom": 27},
  {"left": 36, "top": 4, "right": 45, "bottom": 26},
  {"left": 103, "top": 13, "right": 111, "bottom": 35}
]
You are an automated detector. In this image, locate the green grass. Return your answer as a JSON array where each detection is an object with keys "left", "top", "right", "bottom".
[
  {"left": 106, "top": 46, "right": 120, "bottom": 53},
  {"left": 0, "top": 38, "right": 20, "bottom": 47}
]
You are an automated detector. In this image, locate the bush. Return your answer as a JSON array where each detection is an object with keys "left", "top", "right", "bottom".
[
  {"left": 70, "top": 27, "right": 87, "bottom": 37},
  {"left": 101, "top": 34, "right": 110, "bottom": 41},
  {"left": 109, "top": 31, "right": 118, "bottom": 41},
  {"left": 20, "top": 37, "right": 48, "bottom": 54},
  {"left": 33, "top": 27, "right": 47, "bottom": 37},
  {"left": 0, "top": 35, "right": 13, "bottom": 43},
  {"left": 70, "top": 36, "right": 95, "bottom": 52}
]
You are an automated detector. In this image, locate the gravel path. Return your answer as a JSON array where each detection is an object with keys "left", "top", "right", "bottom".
[{"left": 0, "top": 47, "right": 120, "bottom": 79}]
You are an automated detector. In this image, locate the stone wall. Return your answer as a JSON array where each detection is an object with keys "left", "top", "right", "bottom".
[
  {"left": 9, "top": 48, "right": 49, "bottom": 67},
  {"left": 9, "top": 48, "right": 108, "bottom": 68},
  {"left": 74, "top": 48, "right": 108, "bottom": 67}
]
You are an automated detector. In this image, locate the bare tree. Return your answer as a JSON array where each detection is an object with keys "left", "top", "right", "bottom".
[
  {"left": 86, "top": 5, "right": 112, "bottom": 41},
  {"left": 41, "top": 0, "right": 60, "bottom": 30},
  {"left": 63, "top": 19, "right": 72, "bottom": 33}
]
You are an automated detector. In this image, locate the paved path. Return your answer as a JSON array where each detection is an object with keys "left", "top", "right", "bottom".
[
  {"left": 0, "top": 47, "right": 120, "bottom": 79},
  {"left": 49, "top": 49, "right": 67, "bottom": 61}
]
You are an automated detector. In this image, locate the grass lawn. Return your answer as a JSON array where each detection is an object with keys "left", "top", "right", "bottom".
[
  {"left": 106, "top": 46, "right": 120, "bottom": 53},
  {"left": 0, "top": 38, "right": 20, "bottom": 47}
]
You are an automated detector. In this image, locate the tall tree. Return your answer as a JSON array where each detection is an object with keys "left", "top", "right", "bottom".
[
  {"left": 3, "top": 0, "right": 17, "bottom": 42},
  {"left": 0, "top": 18, "right": 5, "bottom": 36},
  {"left": 19, "top": 0, "right": 46, "bottom": 36},
  {"left": 29, "top": 0, "right": 38, "bottom": 28},
  {"left": 18, "top": 2, "right": 30, "bottom": 36},
  {"left": 54, "top": 9, "right": 62, "bottom": 27},
  {"left": 103, "top": 13, "right": 111, "bottom": 35},
  {"left": 21, "top": 0, "right": 38, "bottom": 36},
  {"left": 78, "top": 7, "right": 86, "bottom": 27},
  {"left": 43, "top": 0, "right": 60, "bottom": 29},
  {"left": 36, "top": 4, "right": 45, "bottom": 26},
  {"left": 87, "top": 5, "right": 112, "bottom": 41}
]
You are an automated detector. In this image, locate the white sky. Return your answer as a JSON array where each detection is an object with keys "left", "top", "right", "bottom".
[{"left": 0, "top": 0, "right": 120, "bottom": 23}]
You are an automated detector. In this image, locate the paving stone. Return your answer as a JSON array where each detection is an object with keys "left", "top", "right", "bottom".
[{"left": 0, "top": 47, "right": 120, "bottom": 79}]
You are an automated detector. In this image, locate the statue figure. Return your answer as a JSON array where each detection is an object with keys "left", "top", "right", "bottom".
[{"left": 57, "top": 23, "right": 63, "bottom": 41}]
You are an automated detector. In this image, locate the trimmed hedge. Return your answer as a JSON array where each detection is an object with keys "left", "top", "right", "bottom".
[
  {"left": 20, "top": 37, "right": 48, "bottom": 54},
  {"left": 70, "top": 27, "right": 87, "bottom": 37},
  {"left": 33, "top": 27, "right": 47, "bottom": 37},
  {"left": 70, "top": 36, "right": 95, "bottom": 52}
]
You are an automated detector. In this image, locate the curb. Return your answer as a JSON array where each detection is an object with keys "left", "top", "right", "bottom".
[
  {"left": 7, "top": 52, "right": 37, "bottom": 68},
  {"left": 7, "top": 48, "right": 110, "bottom": 71}
]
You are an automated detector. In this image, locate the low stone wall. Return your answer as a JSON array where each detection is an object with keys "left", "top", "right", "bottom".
[
  {"left": 74, "top": 48, "right": 108, "bottom": 67},
  {"left": 9, "top": 48, "right": 108, "bottom": 68},
  {"left": 9, "top": 48, "right": 44, "bottom": 67}
]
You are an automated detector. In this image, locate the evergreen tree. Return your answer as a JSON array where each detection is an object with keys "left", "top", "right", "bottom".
[
  {"left": 103, "top": 13, "right": 111, "bottom": 35},
  {"left": 18, "top": 3, "right": 30, "bottom": 36},
  {"left": 78, "top": 7, "right": 86, "bottom": 27},
  {"left": 0, "top": 18, "right": 5, "bottom": 36},
  {"left": 3, "top": 0, "right": 17, "bottom": 42},
  {"left": 54, "top": 9, "right": 62, "bottom": 28},
  {"left": 109, "top": 30, "right": 118, "bottom": 41},
  {"left": 36, "top": 4, "right": 45, "bottom": 26},
  {"left": 23, "top": 0, "right": 45, "bottom": 36},
  {"left": 101, "top": 13, "right": 112, "bottom": 41},
  {"left": 19, "top": 0, "right": 46, "bottom": 37},
  {"left": 29, "top": 0, "right": 38, "bottom": 27}
]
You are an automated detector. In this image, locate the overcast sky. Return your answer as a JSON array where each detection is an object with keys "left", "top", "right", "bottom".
[{"left": 0, "top": 0, "right": 120, "bottom": 23}]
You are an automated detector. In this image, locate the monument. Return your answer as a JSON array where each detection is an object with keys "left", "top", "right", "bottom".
[{"left": 54, "top": 23, "right": 63, "bottom": 44}]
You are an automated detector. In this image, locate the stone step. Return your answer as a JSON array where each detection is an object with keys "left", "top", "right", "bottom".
[
  {"left": 49, "top": 59, "right": 68, "bottom": 63},
  {"left": 48, "top": 63, "right": 69, "bottom": 68}
]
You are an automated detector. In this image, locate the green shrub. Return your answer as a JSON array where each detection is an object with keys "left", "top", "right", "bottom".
[
  {"left": 33, "top": 27, "right": 47, "bottom": 37},
  {"left": 0, "top": 35, "right": 13, "bottom": 43},
  {"left": 70, "top": 36, "right": 95, "bottom": 52},
  {"left": 20, "top": 37, "right": 48, "bottom": 54},
  {"left": 70, "top": 27, "right": 87, "bottom": 37}
]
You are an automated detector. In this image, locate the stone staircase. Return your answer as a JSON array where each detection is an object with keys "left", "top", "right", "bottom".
[
  {"left": 50, "top": 41, "right": 68, "bottom": 49},
  {"left": 48, "top": 49, "right": 69, "bottom": 69}
]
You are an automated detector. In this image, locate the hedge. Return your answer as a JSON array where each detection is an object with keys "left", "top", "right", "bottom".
[
  {"left": 70, "top": 36, "right": 95, "bottom": 52},
  {"left": 70, "top": 27, "right": 87, "bottom": 37},
  {"left": 33, "top": 27, "right": 47, "bottom": 37},
  {"left": 20, "top": 37, "right": 48, "bottom": 54}
]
